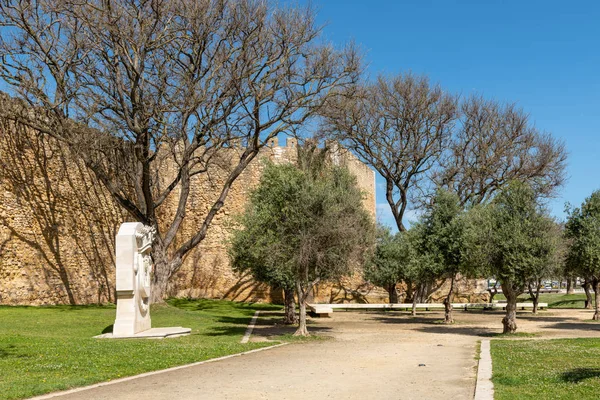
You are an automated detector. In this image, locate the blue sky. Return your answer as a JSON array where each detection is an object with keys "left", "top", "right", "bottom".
[{"left": 300, "top": 0, "right": 600, "bottom": 230}]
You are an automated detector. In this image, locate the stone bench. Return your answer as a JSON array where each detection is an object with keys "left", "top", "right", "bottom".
[
  {"left": 307, "top": 302, "right": 548, "bottom": 317},
  {"left": 307, "top": 304, "right": 334, "bottom": 317}
]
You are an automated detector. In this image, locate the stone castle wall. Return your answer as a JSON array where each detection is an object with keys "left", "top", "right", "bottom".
[
  {"left": 0, "top": 121, "right": 125, "bottom": 304},
  {"left": 161, "top": 136, "right": 385, "bottom": 303},
  {"left": 0, "top": 116, "right": 387, "bottom": 304},
  {"left": 0, "top": 116, "right": 488, "bottom": 305}
]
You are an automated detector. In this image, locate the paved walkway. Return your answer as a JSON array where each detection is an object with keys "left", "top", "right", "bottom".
[{"left": 40, "top": 308, "right": 600, "bottom": 400}]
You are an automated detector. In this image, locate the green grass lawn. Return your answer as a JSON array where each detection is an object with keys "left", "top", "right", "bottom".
[
  {"left": 0, "top": 299, "right": 283, "bottom": 400},
  {"left": 494, "top": 292, "right": 593, "bottom": 309},
  {"left": 492, "top": 338, "right": 600, "bottom": 399}
]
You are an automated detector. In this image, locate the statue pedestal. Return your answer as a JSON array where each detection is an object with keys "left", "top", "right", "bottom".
[
  {"left": 95, "top": 327, "right": 191, "bottom": 339},
  {"left": 97, "top": 222, "right": 190, "bottom": 339}
]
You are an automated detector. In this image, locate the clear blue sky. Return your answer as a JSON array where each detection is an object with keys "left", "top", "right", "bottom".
[{"left": 300, "top": 0, "right": 600, "bottom": 230}]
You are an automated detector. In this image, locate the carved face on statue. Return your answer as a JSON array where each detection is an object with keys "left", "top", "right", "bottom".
[
  {"left": 136, "top": 252, "right": 152, "bottom": 314},
  {"left": 135, "top": 226, "right": 155, "bottom": 316}
]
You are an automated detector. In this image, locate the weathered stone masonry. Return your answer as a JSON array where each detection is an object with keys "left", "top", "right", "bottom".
[
  {"left": 0, "top": 116, "right": 386, "bottom": 304},
  {"left": 0, "top": 113, "right": 487, "bottom": 305},
  {"left": 0, "top": 122, "right": 125, "bottom": 305}
]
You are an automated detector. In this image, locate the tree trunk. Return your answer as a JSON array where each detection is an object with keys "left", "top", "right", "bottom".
[
  {"left": 294, "top": 282, "right": 309, "bottom": 336},
  {"left": 527, "top": 282, "right": 535, "bottom": 302},
  {"left": 533, "top": 282, "right": 541, "bottom": 314},
  {"left": 405, "top": 280, "right": 414, "bottom": 303},
  {"left": 411, "top": 283, "right": 420, "bottom": 316},
  {"left": 443, "top": 276, "right": 455, "bottom": 324},
  {"left": 150, "top": 245, "right": 179, "bottom": 304},
  {"left": 594, "top": 279, "right": 600, "bottom": 321},
  {"left": 150, "top": 262, "right": 170, "bottom": 304},
  {"left": 283, "top": 288, "right": 297, "bottom": 325},
  {"left": 295, "top": 301, "right": 308, "bottom": 335},
  {"left": 566, "top": 278, "right": 574, "bottom": 294},
  {"left": 489, "top": 283, "right": 498, "bottom": 303},
  {"left": 527, "top": 281, "right": 541, "bottom": 314},
  {"left": 501, "top": 283, "right": 518, "bottom": 334},
  {"left": 584, "top": 281, "right": 593, "bottom": 309},
  {"left": 387, "top": 283, "right": 399, "bottom": 304}
]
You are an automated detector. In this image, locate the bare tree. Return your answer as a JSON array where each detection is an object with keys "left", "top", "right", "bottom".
[
  {"left": 0, "top": 0, "right": 359, "bottom": 301},
  {"left": 322, "top": 74, "right": 458, "bottom": 232},
  {"left": 323, "top": 80, "right": 566, "bottom": 236},
  {"left": 436, "top": 96, "right": 567, "bottom": 206}
]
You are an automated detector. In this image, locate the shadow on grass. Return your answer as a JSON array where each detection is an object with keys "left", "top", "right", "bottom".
[
  {"left": 204, "top": 313, "right": 333, "bottom": 338},
  {"left": 215, "top": 316, "right": 258, "bottom": 326},
  {"left": 167, "top": 298, "right": 281, "bottom": 313},
  {"left": 417, "top": 325, "right": 537, "bottom": 338},
  {"left": 372, "top": 313, "right": 541, "bottom": 337},
  {"left": 550, "top": 300, "right": 586, "bottom": 308},
  {"left": 102, "top": 324, "right": 113, "bottom": 334},
  {"left": 204, "top": 326, "right": 248, "bottom": 337},
  {"left": 0, "top": 344, "right": 31, "bottom": 359},
  {"left": 560, "top": 368, "right": 600, "bottom": 383}
]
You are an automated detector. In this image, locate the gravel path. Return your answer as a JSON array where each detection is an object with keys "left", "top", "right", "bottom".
[{"left": 41, "top": 308, "right": 600, "bottom": 400}]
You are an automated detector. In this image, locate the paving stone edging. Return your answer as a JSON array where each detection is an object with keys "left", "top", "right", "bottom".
[
  {"left": 27, "top": 342, "right": 289, "bottom": 400},
  {"left": 474, "top": 339, "right": 494, "bottom": 400}
]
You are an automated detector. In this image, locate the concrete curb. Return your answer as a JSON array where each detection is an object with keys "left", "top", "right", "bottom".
[
  {"left": 27, "top": 342, "right": 289, "bottom": 400},
  {"left": 241, "top": 310, "right": 260, "bottom": 343},
  {"left": 474, "top": 339, "right": 494, "bottom": 400}
]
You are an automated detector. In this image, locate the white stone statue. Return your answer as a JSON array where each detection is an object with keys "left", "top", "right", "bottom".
[
  {"left": 113, "top": 222, "right": 155, "bottom": 336},
  {"left": 103, "top": 222, "right": 189, "bottom": 339}
]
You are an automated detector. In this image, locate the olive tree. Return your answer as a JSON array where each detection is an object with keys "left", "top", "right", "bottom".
[
  {"left": 0, "top": 0, "right": 359, "bottom": 301},
  {"left": 364, "top": 227, "right": 412, "bottom": 304},
  {"left": 404, "top": 228, "right": 441, "bottom": 316},
  {"left": 228, "top": 144, "right": 374, "bottom": 336},
  {"left": 526, "top": 220, "right": 563, "bottom": 314},
  {"left": 415, "top": 189, "right": 468, "bottom": 323},
  {"left": 466, "top": 182, "right": 558, "bottom": 333},
  {"left": 565, "top": 190, "right": 600, "bottom": 320},
  {"left": 229, "top": 220, "right": 298, "bottom": 324}
]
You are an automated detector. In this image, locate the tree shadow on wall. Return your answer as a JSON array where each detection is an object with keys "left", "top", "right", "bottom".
[
  {"left": 173, "top": 251, "right": 273, "bottom": 303},
  {"left": 0, "top": 232, "right": 12, "bottom": 258},
  {"left": 0, "top": 120, "right": 122, "bottom": 305},
  {"left": 175, "top": 250, "right": 221, "bottom": 299},
  {"left": 222, "top": 270, "right": 274, "bottom": 303},
  {"left": 325, "top": 279, "right": 371, "bottom": 304}
]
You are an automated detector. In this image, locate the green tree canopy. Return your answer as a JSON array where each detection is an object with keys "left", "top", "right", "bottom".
[
  {"left": 364, "top": 227, "right": 413, "bottom": 303},
  {"left": 565, "top": 190, "right": 600, "bottom": 319},
  {"left": 465, "top": 181, "right": 558, "bottom": 333},
  {"left": 229, "top": 144, "right": 375, "bottom": 335},
  {"left": 414, "top": 189, "right": 467, "bottom": 323}
]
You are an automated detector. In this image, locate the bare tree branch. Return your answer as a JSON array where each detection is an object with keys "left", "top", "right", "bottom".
[{"left": 0, "top": 0, "right": 360, "bottom": 300}]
